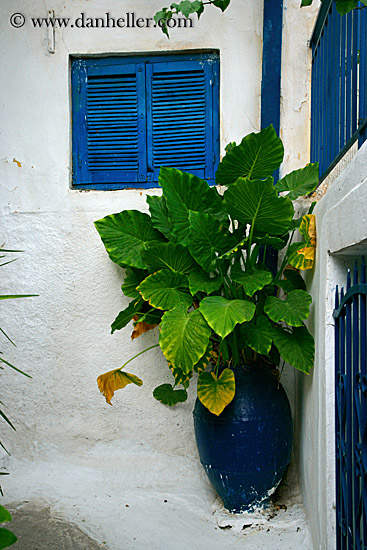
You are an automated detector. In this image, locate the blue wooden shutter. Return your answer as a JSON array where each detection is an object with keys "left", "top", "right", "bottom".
[
  {"left": 146, "top": 56, "right": 219, "bottom": 183},
  {"left": 72, "top": 53, "right": 219, "bottom": 189},
  {"left": 72, "top": 59, "right": 146, "bottom": 189}
]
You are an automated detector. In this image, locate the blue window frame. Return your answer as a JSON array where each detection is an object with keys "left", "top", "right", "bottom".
[{"left": 71, "top": 52, "right": 220, "bottom": 190}]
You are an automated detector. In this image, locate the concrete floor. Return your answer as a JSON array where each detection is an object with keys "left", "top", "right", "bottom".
[
  {"left": 1, "top": 454, "right": 314, "bottom": 550},
  {"left": 3, "top": 506, "right": 103, "bottom": 550}
]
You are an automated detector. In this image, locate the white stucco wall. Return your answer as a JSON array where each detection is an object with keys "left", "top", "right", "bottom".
[
  {"left": 298, "top": 142, "right": 367, "bottom": 550},
  {"left": 281, "top": 3, "right": 367, "bottom": 549}
]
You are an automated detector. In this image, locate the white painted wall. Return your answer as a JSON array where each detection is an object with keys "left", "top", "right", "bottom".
[
  {"left": 281, "top": 3, "right": 366, "bottom": 549},
  {"left": 298, "top": 142, "right": 367, "bottom": 550}
]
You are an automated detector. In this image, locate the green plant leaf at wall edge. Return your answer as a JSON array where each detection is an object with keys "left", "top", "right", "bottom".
[
  {"left": 264, "top": 290, "right": 312, "bottom": 327},
  {"left": 272, "top": 326, "right": 314, "bottom": 374},
  {"left": 216, "top": 125, "right": 284, "bottom": 185},
  {"left": 0, "top": 506, "right": 12, "bottom": 523},
  {"left": 274, "top": 163, "right": 319, "bottom": 200},
  {"left": 0, "top": 527, "right": 17, "bottom": 550},
  {"left": 94, "top": 210, "right": 165, "bottom": 269}
]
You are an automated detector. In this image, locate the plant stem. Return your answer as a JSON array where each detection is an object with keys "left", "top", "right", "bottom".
[
  {"left": 232, "top": 326, "right": 240, "bottom": 366},
  {"left": 215, "top": 339, "right": 223, "bottom": 377},
  {"left": 246, "top": 222, "right": 256, "bottom": 270},
  {"left": 276, "top": 230, "right": 295, "bottom": 280},
  {"left": 119, "top": 344, "right": 160, "bottom": 371}
]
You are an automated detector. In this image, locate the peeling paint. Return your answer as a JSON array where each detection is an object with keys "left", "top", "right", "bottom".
[{"left": 12, "top": 158, "right": 22, "bottom": 168}]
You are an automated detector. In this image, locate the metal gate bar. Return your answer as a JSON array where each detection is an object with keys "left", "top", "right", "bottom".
[{"left": 334, "top": 258, "right": 367, "bottom": 550}]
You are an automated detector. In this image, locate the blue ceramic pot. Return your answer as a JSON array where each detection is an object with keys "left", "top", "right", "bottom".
[{"left": 193, "top": 365, "right": 293, "bottom": 513}]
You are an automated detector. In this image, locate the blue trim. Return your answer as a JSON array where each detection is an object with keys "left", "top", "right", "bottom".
[
  {"left": 261, "top": 0, "right": 283, "bottom": 275},
  {"left": 261, "top": 0, "right": 283, "bottom": 144}
]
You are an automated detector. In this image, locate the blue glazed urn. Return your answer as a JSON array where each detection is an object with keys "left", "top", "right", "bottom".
[{"left": 193, "top": 365, "right": 293, "bottom": 513}]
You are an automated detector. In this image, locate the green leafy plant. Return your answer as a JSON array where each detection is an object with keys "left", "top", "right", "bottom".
[
  {"left": 0, "top": 249, "right": 35, "bottom": 454},
  {"left": 0, "top": 505, "right": 17, "bottom": 550},
  {"left": 0, "top": 248, "right": 37, "bottom": 548},
  {"left": 301, "top": 0, "right": 367, "bottom": 15},
  {"left": 95, "top": 125, "right": 318, "bottom": 416},
  {"left": 154, "top": 0, "right": 230, "bottom": 37}
]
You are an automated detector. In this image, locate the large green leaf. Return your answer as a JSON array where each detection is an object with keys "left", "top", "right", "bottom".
[
  {"left": 141, "top": 242, "right": 197, "bottom": 274},
  {"left": 199, "top": 296, "right": 255, "bottom": 338},
  {"left": 121, "top": 268, "right": 149, "bottom": 299},
  {"left": 336, "top": 0, "right": 358, "bottom": 15},
  {"left": 274, "top": 163, "right": 319, "bottom": 200},
  {"left": 264, "top": 290, "right": 312, "bottom": 327},
  {"left": 188, "top": 211, "right": 235, "bottom": 272},
  {"left": 188, "top": 270, "right": 222, "bottom": 295},
  {"left": 216, "top": 125, "right": 284, "bottom": 185},
  {"left": 275, "top": 269, "right": 306, "bottom": 293},
  {"left": 240, "top": 315, "right": 273, "bottom": 355},
  {"left": 0, "top": 507, "right": 11, "bottom": 523},
  {"left": 153, "top": 383, "right": 188, "bottom": 406},
  {"left": 95, "top": 211, "right": 165, "bottom": 269},
  {"left": 146, "top": 195, "right": 175, "bottom": 240},
  {"left": 159, "top": 305, "right": 211, "bottom": 374},
  {"left": 223, "top": 177, "right": 294, "bottom": 235},
  {"left": 213, "top": 0, "right": 231, "bottom": 10},
  {"left": 137, "top": 270, "right": 192, "bottom": 310},
  {"left": 197, "top": 369, "right": 235, "bottom": 415},
  {"left": 0, "top": 527, "right": 17, "bottom": 549},
  {"left": 159, "top": 167, "right": 227, "bottom": 245},
  {"left": 252, "top": 232, "right": 289, "bottom": 251},
  {"left": 272, "top": 326, "right": 314, "bottom": 374},
  {"left": 111, "top": 297, "right": 144, "bottom": 334},
  {"left": 231, "top": 264, "right": 272, "bottom": 297}
]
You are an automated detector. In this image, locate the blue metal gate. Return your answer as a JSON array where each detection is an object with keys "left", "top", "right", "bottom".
[
  {"left": 334, "top": 259, "right": 367, "bottom": 550},
  {"left": 310, "top": 0, "right": 367, "bottom": 182}
]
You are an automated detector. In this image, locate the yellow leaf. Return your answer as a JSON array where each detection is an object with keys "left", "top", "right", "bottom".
[
  {"left": 97, "top": 369, "right": 143, "bottom": 405},
  {"left": 299, "top": 214, "right": 316, "bottom": 246},
  {"left": 290, "top": 214, "right": 316, "bottom": 270},
  {"left": 297, "top": 246, "right": 315, "bottom": 261},
  {"left": 131, "top": 317, "right": 158, "bottom": 340},
  {"left": 197, "top": 368, "right": 235, "bottom": 416}
]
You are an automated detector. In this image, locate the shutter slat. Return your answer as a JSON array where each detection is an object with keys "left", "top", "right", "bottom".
[
  {"left": 150, "top": 67, "right": 208, "bottom": 175},
  {"left": 85, "top": 70, "right": 139, "bottom": 173}
]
